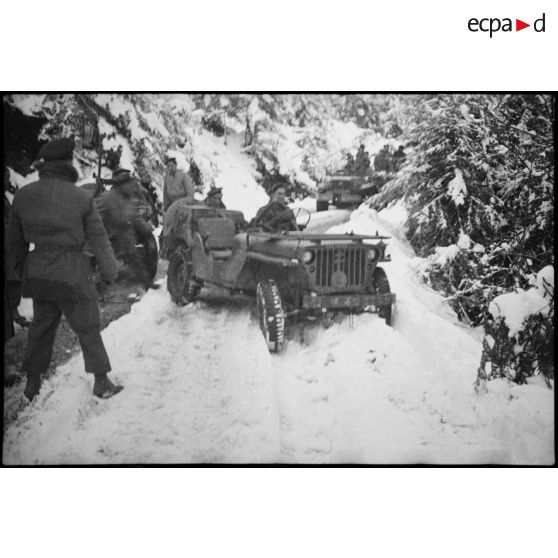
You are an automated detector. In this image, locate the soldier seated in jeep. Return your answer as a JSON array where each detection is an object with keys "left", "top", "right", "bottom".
[{"left": 251, "top": 183, "right": 299, "bottom": 233}]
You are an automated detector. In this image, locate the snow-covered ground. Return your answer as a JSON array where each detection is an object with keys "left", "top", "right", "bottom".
[{"left": 3, "top": 204, "right": 553, "bottom": 465}]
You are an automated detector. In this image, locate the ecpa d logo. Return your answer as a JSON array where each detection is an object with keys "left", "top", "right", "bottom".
[{"left": 468, "top": 13, "right": 546, "bottom": 37}]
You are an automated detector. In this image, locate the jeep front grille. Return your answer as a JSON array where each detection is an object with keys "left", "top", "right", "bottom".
[{"left": 315, "top": 247, "right": 367, "bottom": 288}]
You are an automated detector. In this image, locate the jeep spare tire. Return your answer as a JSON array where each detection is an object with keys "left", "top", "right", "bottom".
[{"left": 256, "top": 279, "right": 285, "bottom": 353}]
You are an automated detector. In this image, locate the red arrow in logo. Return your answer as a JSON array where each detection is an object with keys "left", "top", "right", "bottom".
[{"left": 516, "top": 19, "right": 530, "bottom": 31}]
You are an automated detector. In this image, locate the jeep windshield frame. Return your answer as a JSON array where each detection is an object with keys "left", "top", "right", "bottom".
[{"left": 246, "top": 231, "right": 391, "bottom": 242}]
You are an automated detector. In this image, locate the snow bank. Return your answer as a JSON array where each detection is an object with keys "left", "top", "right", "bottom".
[
  {"left": 489, "top": 266, "right": 554, "bottom": 336},
  {"left": 377, "top": 199, "right": 408, "bottom": 231}
]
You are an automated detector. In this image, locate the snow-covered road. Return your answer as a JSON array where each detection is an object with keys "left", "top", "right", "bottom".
[{"left": 3, "top": 206, "right": 554, "bottom": 464}]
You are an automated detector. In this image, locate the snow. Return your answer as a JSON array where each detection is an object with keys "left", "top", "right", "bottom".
[
  {"left": 247, "top": 97, "right": 267, "bottom": 124},
  {"left": 447, "top": 168, "right": 467, "bottom": 206},
  {"left": 4, "top": 204, "right": 553, "bottom": 465},
  {"left": 377, "top": 199, "right": 408, "bottom": 232},
  {"left": 432, "top": 244, "right": 460, "bottom": 266},
  {"left": 330, "top": 120, "right": 362, "bottom": 150},
  {"left": 537, "top": 265, "right": 554, "bottom": 293},
  {"left": 457, "top": 231, "right": 472, "bottom": 250},
  {"left": 289, "top": 196, "right": 317, "bottom": 213},
  {"left": 10, "top": 94, "right": 46, "bottom": 116},
  {"left": 489, "top": 266, "right": 554, "bottom": 337},
  {"left": 95, "top": 94, "right": 130, "bottom": 118},
  {"left": 143, "top": 111, "right": 170, "bottom": 138},
  {"left": 187, "top": 130, "right": 268, "bottom": 220}
]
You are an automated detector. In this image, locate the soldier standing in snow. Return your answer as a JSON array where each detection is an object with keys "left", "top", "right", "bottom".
[
  {"left": 163, "top": 157, "right": 195, "bottom": 211},
  {"left": 8, "top": 138, "right": 123, "bottom": 400},
  {"left": 392, "top": 145, "right": 406, "bottom": 171},
  {"left": 96, "top": 168, "right": 160, "bottom": 290},
  {"left": 252, "top": 183, "right": 299, "bottom": 233},
  {"left": 204, "top": 186, "right": 227, "bottom": 209}
]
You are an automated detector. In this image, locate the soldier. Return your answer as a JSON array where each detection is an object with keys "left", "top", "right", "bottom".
[
  {"left": 392, "top": 145, "right": 406, "bottom": 171},
  {"left": 355, "top": 144, "right": 366, "bottom": 168},
  {"left": 355, "top": 144, "right": 371, "bottom": 175},
  {"left": 204, "top": 186, "right": 226, "bottom": 209},
  {"left": 374, "top": 145, "right": 392, "bottom": 172},
  {"left": 96, "top": 169, "right": 160, "bottom": 290},
  {"left": 8, "top": 138, "right": 123, "bottom": 400},
  {"left": 163, "top": 156, "right": 195, "bottom": 211},
  {"left": 252, "top": 183, "right": 299, "bottom": 233},
  {"left": 344, "top": 153, "right": 356, "bottom": 175}
]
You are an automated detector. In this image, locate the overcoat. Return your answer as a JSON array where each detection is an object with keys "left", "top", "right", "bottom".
[{"left": 9, "top": 161, "right": 117, "bottom": 300}]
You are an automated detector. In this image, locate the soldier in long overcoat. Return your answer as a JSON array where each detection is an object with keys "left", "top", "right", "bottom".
[{"left": 8, "top": 138, "right": 123, "bottom": 400}]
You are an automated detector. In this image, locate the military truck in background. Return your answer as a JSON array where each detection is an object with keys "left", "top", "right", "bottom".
[{"left": 316, "top": 175, "right": 378, "bottom": 212}]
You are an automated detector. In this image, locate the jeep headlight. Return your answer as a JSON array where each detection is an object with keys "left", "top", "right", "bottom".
[
  {"left": 367, "top": 247, "right": 379, "bottom": 262},
  {"left": 302, "top": 250, "right": 315, "bottom": 264}
]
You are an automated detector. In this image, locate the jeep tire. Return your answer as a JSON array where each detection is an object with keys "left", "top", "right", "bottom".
[
  {"left": 372, "top": 267, "right": 393, "bottom": 326},
  {"left": 167, "top": 247, "right": 201, "bottom": 306},
  {"left": 256, "top": 279, "right": 285, "bottom": 353},
  {"left": 140, "top": 232, "right": 159, "bottom": 283}
]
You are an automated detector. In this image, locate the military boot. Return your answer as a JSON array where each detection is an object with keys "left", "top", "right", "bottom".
[
  {"left": 24, "top": 372, "right": 41, "bottom": 402},
  {"left": 145, "top": 282, "right": 161, "bottom": 290},
  {"left": 93, "top": 374, "right": 124, "bottom": 399}
]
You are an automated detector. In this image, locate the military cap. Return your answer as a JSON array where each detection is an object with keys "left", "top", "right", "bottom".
[
  {"left": 271, "top": 182, "right": 288, "bottom": 194},
  {"left": 37, "top": 137, "right": 75, "bottom": 161},
  {"left": 207, "top": 186, "right": 223, "bottom": 197},
  {"left": 112, "top": 168, "right": 132, "bottom": 184}
]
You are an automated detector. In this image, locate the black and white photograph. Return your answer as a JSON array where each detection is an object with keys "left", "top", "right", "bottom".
[{"left": 2, "top": 93, "right": 554, "bottom": 465}]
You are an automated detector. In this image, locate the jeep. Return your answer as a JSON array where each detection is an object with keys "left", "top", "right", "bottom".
[{"left": 161, "top": 200, "right": 395, "bottom": 352}]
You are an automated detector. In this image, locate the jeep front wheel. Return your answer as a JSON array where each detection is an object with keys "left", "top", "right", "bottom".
[
  {"left": 372, "top": 267, "right": 393, "bottom": 326},
  {"left": 167, "top": 247, "right": 201, "bottom": 306},
  {"left": 256, "top": 279, "right": 285, "bottom": 353}
]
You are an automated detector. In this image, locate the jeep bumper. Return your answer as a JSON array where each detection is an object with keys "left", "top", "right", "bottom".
[{"left": 302, "top": 292, "right": 395, "bottom": 310}]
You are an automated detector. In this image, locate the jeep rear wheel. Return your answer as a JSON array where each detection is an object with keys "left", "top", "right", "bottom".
[
  {"left": 167, "top": 247, "right": 201, "bottom": 306},
  {"left": 140, "top": 232, "right": 159, "bottom": 283},
  {"left": 316, "top": 200, "right": 328, "bottom": 212},
  {"left": 372, "top": 267, "right": 393, "bottom": 326},
  {"left": 256, "top": 279, "right": 285, "bottom": 353}
]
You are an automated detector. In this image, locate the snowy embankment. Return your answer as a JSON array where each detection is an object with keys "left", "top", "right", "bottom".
[{"left": 3, "top": 203, "right": 553, "bottom": 465}]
